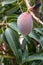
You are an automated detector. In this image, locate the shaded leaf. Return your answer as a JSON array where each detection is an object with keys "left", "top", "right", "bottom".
[
  {"left": 5, "top": 28, "right": 20, "bottom": 63},
  {"left": 1, "top": 0, "right": 16, "bottom": 6},
  {"left": 7, "top": 22, "right": 19, "bottom": 32},
  {"left": 22, "top": 54, "right": 43, "bottom": 64}
]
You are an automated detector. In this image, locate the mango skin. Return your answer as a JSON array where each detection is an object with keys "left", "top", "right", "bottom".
[{"left": 17, "top": 12, "right": 33, "bottom": 34}]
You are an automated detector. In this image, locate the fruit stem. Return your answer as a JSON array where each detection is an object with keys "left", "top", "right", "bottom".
[{"left": 24, "top": 0, "right": 43, "bottom": 26}]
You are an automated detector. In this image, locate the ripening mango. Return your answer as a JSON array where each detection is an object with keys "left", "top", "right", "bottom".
[{"left": 17, "top": 12, "right": 33, "bottom": 34}]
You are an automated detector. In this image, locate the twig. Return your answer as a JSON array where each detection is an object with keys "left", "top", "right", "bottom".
[
  {"left": 24, "top": 0, "right": 43, "bottom": 26},
  {"left": 0, "top": 55, "right": 14, "bottom": 59},
  {"left": 0, "top": 16, "right": 7, "bottom": 27},
  {"left": 0, "top": 23, "right": 6, "bottom": 27},
  {"left": 0, "top": 23, "right": 4, "bottom": 26},
  {"left": 17, "top": 0, "right": 23, "bottom": 13}
]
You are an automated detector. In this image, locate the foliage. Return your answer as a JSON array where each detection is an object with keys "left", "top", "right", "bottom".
[{"left": 0, "top": 0, "right": 43, "bottom": 65}]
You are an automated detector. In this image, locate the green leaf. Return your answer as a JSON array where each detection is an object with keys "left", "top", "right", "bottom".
[
  {"left": 0, "top": 34, "right": 4, "bottom": 44},
  {"left": 0, "top": 34, "right": 3, "bottom": 44},
  {"left": 29, "top": 31, "right": 40, "bottom": 43},
  {"left": 34, "top": 28, "right": 43, "bottom": 35},
  {"left": 1, "top": 0, "right": 16, "bottom": 6},
  {"left": 24, "top": 35, "right": 31, "bottom": 44},
  {"left": 22, "top": 55, "right": 43, "bottom": 64},
  {"left": 7, "top": 22, "right": 19, "bottom": 32},
  {"left": 5, "top": 6, "right": 19, "bottom": 15},
  {"left": 5, "top": 28, "right": 20, "bottom": 63},
  {"left": 29, "top": 31, "right": 43, "bottom": 49}
]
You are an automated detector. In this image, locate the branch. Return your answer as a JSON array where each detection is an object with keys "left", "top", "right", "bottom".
[
  {"left": 0, "top": 55, "right": 14, "bottom": 59},
  {"left": 0, "top": 23, "right": 6, "bottom": 27},
  {"left": 24, "top": 0, "right": 43, "bottom": 26}
]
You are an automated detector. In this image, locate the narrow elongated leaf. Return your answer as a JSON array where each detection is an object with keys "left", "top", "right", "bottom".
[
  {"left": 22, "top": 55, "right": 43, "bottom": 64},
  {"left": 34, "top": 28, "right": 43, "bottom": 35},
  {"left": 0, "top": 34, "right": 2, "bottom": 44},
  {"left": 29, "top": 31, "right": 40, "bottom": 43},
  {"left": 1, "top": 0, "right": 16, "bottom": 6},
  {"left": 0, "top": 34, "right": 4, "bottom": 44},
  {"left": 24, "top": 35, "right": 31, "bottom": 44},
  {"left": 5, "top": 6, "right": 19, "bottom": 15},
  {"left": 5, "top": 28, "right": 20, "bottom": 63},
  {"left": 29, "top": 31, "right": 43, "bottom": 49},
  {"left": 7, "top": 22, "right": 19, "bottom": 32}
]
